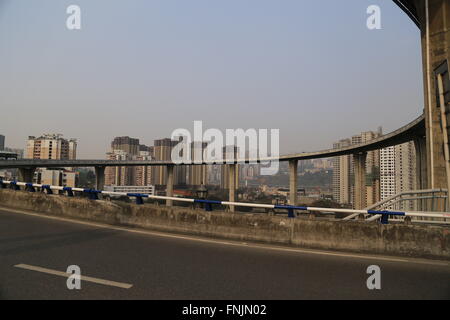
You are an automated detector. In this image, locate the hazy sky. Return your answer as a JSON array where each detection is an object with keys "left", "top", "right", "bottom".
[{"left": 0, "top": 0, "right": 423, "bottom": 158}]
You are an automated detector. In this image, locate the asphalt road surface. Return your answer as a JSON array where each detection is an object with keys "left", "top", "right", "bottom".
[{"left": 0, "top": 207, "right": 449, "bottom": 300}]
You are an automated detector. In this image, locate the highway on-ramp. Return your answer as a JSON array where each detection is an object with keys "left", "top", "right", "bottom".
[{"left": 0, "top": 207, "right": 449, "bottom": 300}]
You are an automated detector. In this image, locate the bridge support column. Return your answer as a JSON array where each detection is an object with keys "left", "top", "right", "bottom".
[
  {"left": 414, "top": 136, "right": 429, "bottom": 211},
  {"left": 166, "top": 165, "right": 174, "bottom": 207},
  {"left": 228, "top": 164, "right": 237, "bottom": 212},
  {"left": 94, "top": 166, "right": 105, "bottom": 191},
  {"left": 353, "top": 152, "right": 367, "bottom": 210},
  {"left": 289, "top": 160, "right": 298, "bottom": 206},
  {"left": 18, "top": 167, "right": 36, "bottom": 183},
  {"left": 417, "top": 0, "right": 450, "bottom": 191},
  {"left": 414, "top": 136, "right": 428, "bottom": 190}
]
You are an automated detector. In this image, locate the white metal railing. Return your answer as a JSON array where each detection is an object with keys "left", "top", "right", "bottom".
[
  {"left": 343, "top": 189, "right": 449, "bottom": 224},
  {"left": 1, "top": 180, "right": 450, "bottom": 225}
]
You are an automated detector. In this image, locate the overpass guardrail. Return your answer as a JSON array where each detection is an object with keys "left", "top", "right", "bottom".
[{"left": 1, "top": 179, "right": 449, "bottom": 225}]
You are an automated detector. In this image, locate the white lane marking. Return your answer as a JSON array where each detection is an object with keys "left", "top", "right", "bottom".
[
  {"left": 1, "top": 206, "right": 449, "bottom": 268},
  {"left": 14, "top": 264, "right": 133, "bottom": 289}
]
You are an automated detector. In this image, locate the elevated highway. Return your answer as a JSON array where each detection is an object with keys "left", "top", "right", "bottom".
[{"left": 0, "top": 114, "right": 425, "bottom": 168}]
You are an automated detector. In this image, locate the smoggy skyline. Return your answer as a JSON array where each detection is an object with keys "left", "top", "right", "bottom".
[{"left": 1, "top": 0, "right": 423, "bottom": 158}]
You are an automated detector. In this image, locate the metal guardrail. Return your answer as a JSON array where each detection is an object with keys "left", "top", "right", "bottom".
[
  {"left": 1, "top": 180, "right": 450, "bottom": 225},
  {"left": 343, "top": 189, "right": 449, "bottom": 224}
]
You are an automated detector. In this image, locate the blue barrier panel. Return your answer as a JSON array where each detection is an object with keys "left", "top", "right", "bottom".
[
  {"left": 127, "top": 193, "right": 148, "bottom": 205},
  {"left": 287, "top": 208, "right": 295, "bottom": 218},
  {"left": 136, "top": 197, "right": 144, "bottom": 205},
  {"left": 25, "top": 183, "right": 35, "bottom": 192},
  {"left": 194, "top": 199, "right": 222, "bottom": 212},
  {"left": 84, "top": 189, "right": 100, "bottom": 200},
  {"left": 368, "top": 210, "right": 405, "bottom": 225},
  {"left": 367, "top": 210, "right": 405, "bottom": 216},
  {"left": 63, "top": 187, "right": 74, "bottom": 197},
  {"left": 10, "top": 181, "right": 20, "bottom": 191},
  {"left": 42, "top": 185, "right": 53, "bottom": 194}
]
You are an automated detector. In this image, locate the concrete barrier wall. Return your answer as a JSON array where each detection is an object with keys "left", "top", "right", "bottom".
[{"left": 1, "top": 189, "right": 449, "bottom": 260}]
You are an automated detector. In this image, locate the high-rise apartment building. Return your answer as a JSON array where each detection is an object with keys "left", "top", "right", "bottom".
[
  {"left": 0, "top": 135, "right": 5, "bottom": 151},
  {"left": 151, "top": 138, "right": 186, "bottom": 186},
  {"left": 332, "top": 139, "right": 352, "bottom": 204},
  {"left": 105, "top": 136, "right": 154, "bottom": 187},
  {"left": 26, "top": 134, "right": 77, "bottom": 160},
  {"left": 220, "top": 146, "right": 239, "bottom": 190},
  {"left": 111, "top": 136, "right": 140, "bottom": 156},
  {"left": 187, "top": 142, "right": 208, "bottom": 186},
  {"left": 105, "top": 149, "right": 134, "bottom": 186},
  {"left": 134, "top": 150, "right": 153, "bottom": 186},
  {"left": 395, "top": 142, "right": 416, "bottom": 195},
  {"left": 152, "top": 138, "right": 176, "bottom": 186},
  {"left": 380, "top": 141, "right": 416, "bottom": 204},
  {"left": 380, "top": 146, "right": 396, "bottom": 199},
  {"left": 332, "top": 128, "right": 382, "bottom": 207},
  {"left": 25, "top": 134, "right": 78, "bottom": 187},
  {"left": 360, "top": 130, "right": 382, "bottom": 207}
]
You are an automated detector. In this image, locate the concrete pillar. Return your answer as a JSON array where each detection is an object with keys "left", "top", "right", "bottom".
[
  {"left": 353, "top": 152, "right": 367, "bottom": 210},
  {"left": 166, "top": 165, "right": 174, "bottom": 207},
  {"left": 94, "top": 166, "right": 105, "bottom": 191},
  {"left": 18, "top": 167, "right": 36, "bottom": 183},
  {"left": 228, "top": 164, "right": 237, "bottom": 212},
  {"left": 416, "top": 0, "right": 450, "bottom": 190},
  {"left": 414, "top": 136, "right": 429, "bottom": 211},
  {"left": 289, "top": 160, "right": 298, "bottom": 206},
  {"left": 414, "top": 136, "right": 428, "bottom": 190}
]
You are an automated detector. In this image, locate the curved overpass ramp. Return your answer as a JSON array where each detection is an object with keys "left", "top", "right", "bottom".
[
  {"left": 0, "top": 114, "right": 425, "bottom": 168},
  {"left": 278, "top": 114, "right": 424, "bottom": 162},
  {"left": 393, "top": 0, "right": 420, "bottom": 27}
]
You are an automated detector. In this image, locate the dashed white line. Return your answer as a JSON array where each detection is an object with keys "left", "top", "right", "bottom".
[{"left": 14, "top": 264, "right": 133, "bottom": 289}]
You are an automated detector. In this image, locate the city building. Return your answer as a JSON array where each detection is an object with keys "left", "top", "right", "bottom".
[
  {"left": 134, "top": 150, "right": 153, "bottom": 186},
  {"left": 312, "top": 159, "right": 333, "bottom": 170},
  {"left": 25, "top": 134, "right": 78, "bottom": 187},
  {"left": 26, "top": 134, "right": 77, "bottom": 160},
  {"left": 151, "top": 138, "right": 186, "bottom": 186},
  {"left": 105, "top": 149, "right": 134, "bottom": 186},
  {"left": 220, "top": 146, "right": 239, "bottom": 190},
  {"left": 360, "top": 130, "right": 382, "bottom": 207},
  {"left": 105, "top": 136, "right": 153, "bottom": 187},
  {"left": 0, "top": 135, "right": 4, "bottom": 150},
  {"left": 380, "top": 142, "right": 416, "bottom": 206},
  {"left": 380, "top": 146, "right": 396, "bottom": 199},
  {"left": 332, "top": 139, "right": 352, "bottom": 205},
  {"left": 332, "top": 128, "right": 382, "bottom": 208},
  {"left": 111, "top": 136, "right": 140, "bottom": 156},
  {"left": 187, "top": 142, "right": 208, "bottom": 186},
  {"left": 34, "top": 169, "right": 78, "bottom": 188},
  {"left": 152, "top": 138, "right": 174, "bottom": 186}
]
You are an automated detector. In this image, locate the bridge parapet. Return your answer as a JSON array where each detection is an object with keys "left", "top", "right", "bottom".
[
  {"left": 1, "top": 179, "right": 449, "bottom": 225},
  {"left": 0, "top": 187, "right": 449, "bottom": 260}
]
